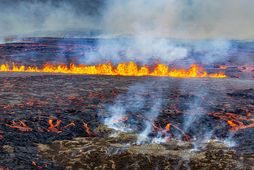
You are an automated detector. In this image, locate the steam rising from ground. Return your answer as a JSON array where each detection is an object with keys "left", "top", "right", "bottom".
[
  {"left": 103, "top": 79, "right": 238, "bottom": 146},
  {"left": 103, "top": 81, "right": 165, "bottom": 143},
  {"left": 180, "top": 81, "right": 237, "bottom": 149}
]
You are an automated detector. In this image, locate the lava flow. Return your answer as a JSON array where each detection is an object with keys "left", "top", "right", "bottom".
[
  {"left": 0, "top": 61, "right": 226, "bottom": 78},
  {"left": 209, "top": 112, "right": 254, "bottom": 131}
]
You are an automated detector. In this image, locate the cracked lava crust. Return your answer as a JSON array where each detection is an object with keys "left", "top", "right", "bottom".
[{"left": 0, "top": 73, "right": 253, "bottom": 169}]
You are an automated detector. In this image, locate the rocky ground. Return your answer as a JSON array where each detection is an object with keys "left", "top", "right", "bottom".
[
  {"left": 0, "top": 73, "right": 253, "bottom": 169},
  {"left": 38, "top": 134, "right": 254, "bottom": 170}
]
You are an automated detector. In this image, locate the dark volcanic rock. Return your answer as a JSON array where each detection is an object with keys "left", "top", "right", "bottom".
[
  {"left": 37, "top": 135, "right": 254, "bottom": 169},
  {"left": 0, "top": 73, "right": 253, "bottom": 169}
]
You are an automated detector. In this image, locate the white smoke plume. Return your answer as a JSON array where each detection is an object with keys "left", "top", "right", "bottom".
[
  {"left": 137, "top": 98, "right": 162, "bottom": 144},
  {"left": 180, "top": 82, "right": 237, "bottom": 149},
  {"left": 182, "top": 89, "right": 208, "bottom": 132},
  {"left": 81, "top": 38, "right": 188, "bottom": 65},
  {"left": 190, "top": 40, "right": 232, "bottom": 65},
  {"left": 103, "top": 81, "right": 165, "bottom": 143}
]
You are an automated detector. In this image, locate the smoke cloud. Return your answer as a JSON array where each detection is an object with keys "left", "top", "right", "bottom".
[
  {"left": 0, "top": 0, "right": 103, "bottom": 37},
  {"left": 0, "top": 0, "right": 253, "bottom": 39},
  {"left": 81, "top": 38, "right": 188, "bottom": 65},
  {"left": 103, "top": 0, "right": 254, "bottom": 40}
]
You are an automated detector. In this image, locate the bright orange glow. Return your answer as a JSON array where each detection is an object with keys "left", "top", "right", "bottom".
[
  {"left": 0, "top": 62, "right": 227, "bottom": 78},
  {"left": 209, "top": 112, "right": 254, "bottom": 131},
  {"left": 227, "top": 120, "right": 238, "bottom": 128},
  {"left": 153, "top": 122, "right": 190, "bottom": 141},
  {"left": 48, "top": 119, "right": 62, "bottom": 133},
  {"left": 165, "top": 123, "right": 171, "bottom": 131},
  {"left": 247, "top": 112, "right": 252, "bottom": 117}
]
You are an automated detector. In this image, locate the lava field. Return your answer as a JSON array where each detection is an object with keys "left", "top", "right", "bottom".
[
  {"left": 0, "top": 73, "right": 253, "bottom": 169},
  {"left": 0, "top": 38, "right": 253, "bottom": 169}
]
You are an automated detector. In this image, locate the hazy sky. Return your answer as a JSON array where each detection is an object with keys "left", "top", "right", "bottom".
[{"left": 0, "top": 0, "right": 253, "bottom": 39}]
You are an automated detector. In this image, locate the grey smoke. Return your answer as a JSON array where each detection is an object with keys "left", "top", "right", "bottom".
[
  {"left": 0, "top": 0, "right": 103, "bottom": 37},
  {"left": 191, "top": 40, "right": 232, "bottom": 65},
  {"left": 103, "top": 0, "right": 254, "bottom": 40},
  {"left": 0, "top": 0, "right": 253, "bottom": 39}
]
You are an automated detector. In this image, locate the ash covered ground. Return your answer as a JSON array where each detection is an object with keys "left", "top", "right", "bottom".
[{"left": 0, "top": 38, "right": 253, "bottom": 169}]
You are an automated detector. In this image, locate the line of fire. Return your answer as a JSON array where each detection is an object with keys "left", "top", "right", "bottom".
[
  {"left": 0, "top": 1, "right": 254, "bottom": 170},
  {"left": 0, "top": 62, "right": 227, "bottom": 78}
]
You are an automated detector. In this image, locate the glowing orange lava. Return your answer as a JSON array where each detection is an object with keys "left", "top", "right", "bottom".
[
  {"left": 209, "top": 112, "right": 254, "bottom": 131},
  {"left": 165, "top": 123, "right": 171, "bottom": 131},
  {"left": 48, "top": 119, "right": 62, "bottom": 133},
  {"left": 0, "top": 62, "right": 227, "bottom": 78}
]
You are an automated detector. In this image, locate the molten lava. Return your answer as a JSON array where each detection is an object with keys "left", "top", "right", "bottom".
[
  {"left": 0, "top": 62, "right": 226, "bottom": 78},
  {"left": 209, "top": 112, "right": 254, "bottom": 131},
  {"left": 6, "top": 120, "right": 32, "bottom": 132},
  {"left": 153, "top": 122, "right": 190, "bottom": 141},
  {"left": 48, "top": 119, "right": 62, "bottom": 133},
  {"left": 165, "top": 123, "right": 171, "bottom": 131}
]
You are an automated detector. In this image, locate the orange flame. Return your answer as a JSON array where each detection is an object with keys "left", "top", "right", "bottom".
[
  {"left": 165, "top": 123, "right": 171, "bottom": 131},
  {"left": 0, "top": 62, "right": 226, "bottom": 78},
  {"left": 227, "top": 120, "right": 238, "bottom": 129},
  {"left": 153, "top": 122, "right": 190, "bottom": 141},
  {"left": 48, "top": 119, "right": 62, "bottom": 133}
]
